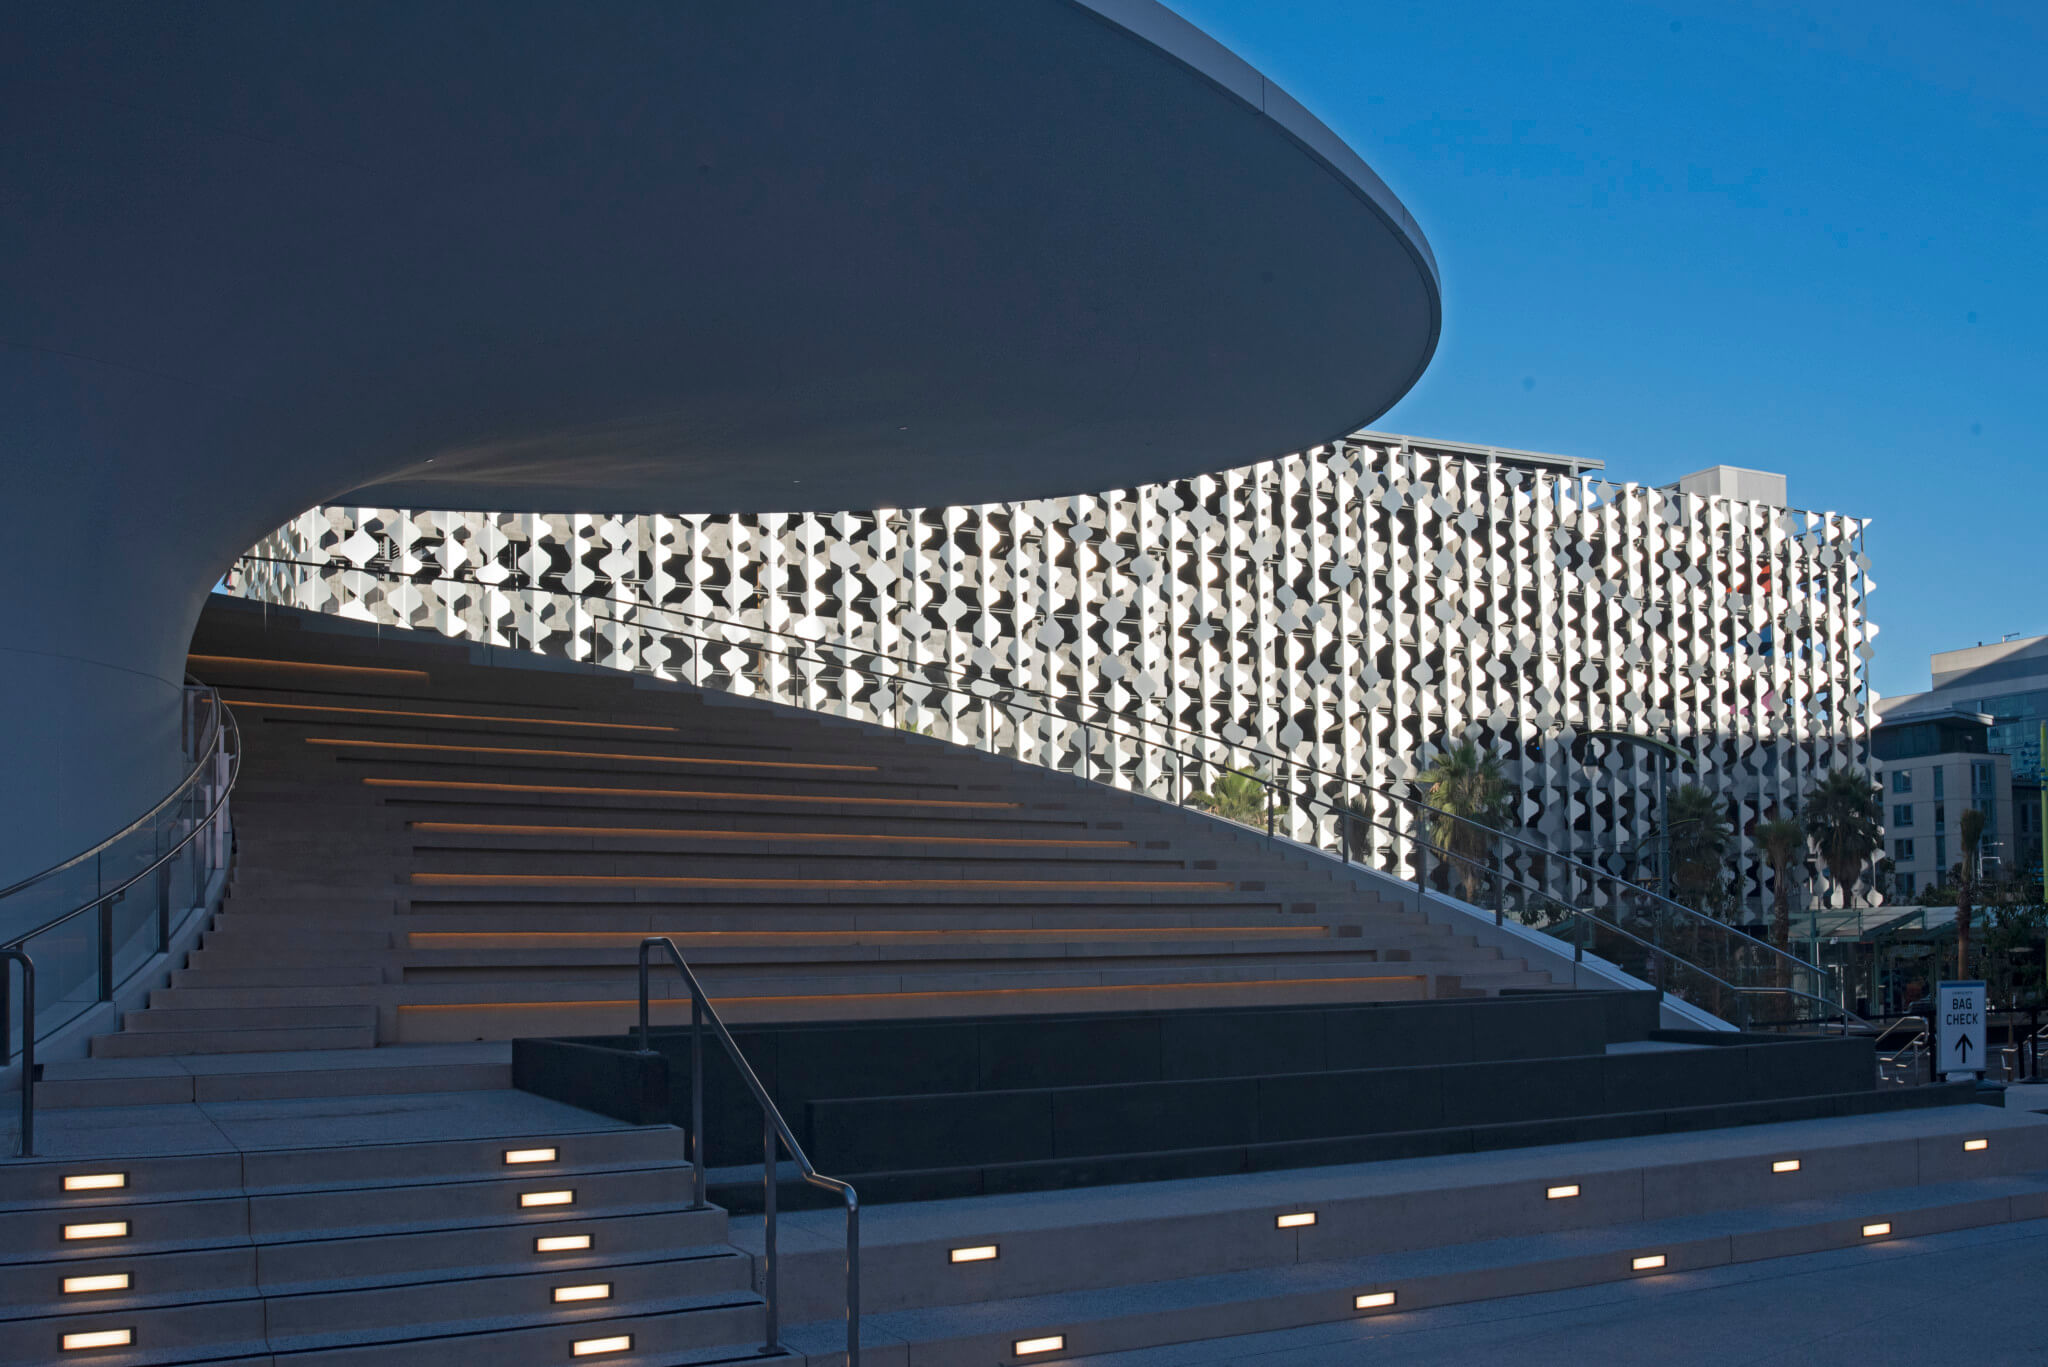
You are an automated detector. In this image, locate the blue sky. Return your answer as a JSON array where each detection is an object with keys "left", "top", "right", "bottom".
[{"left": 1174, "top": 0, "right": 2047, "bottom": 699}]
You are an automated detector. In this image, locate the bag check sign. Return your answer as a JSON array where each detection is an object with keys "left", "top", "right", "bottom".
[{"left": 1936, "top": 980, "right": 1986, "bottom": 1080}]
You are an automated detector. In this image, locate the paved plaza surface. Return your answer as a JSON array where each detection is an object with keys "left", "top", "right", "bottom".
[{"left": 1064, "top": 1216, "right": 2048, "bottom": 1366}]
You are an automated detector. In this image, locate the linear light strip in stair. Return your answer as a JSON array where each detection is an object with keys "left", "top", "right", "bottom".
[
  {"left": 410, "top": 873, "right": 1238, "bottom": 890},
  {"left": 363, "top": 777, "right": 1020, "bottom": 808},
  {"left": 63, "top": 1222, "right": 128, "bottom": 1240},
  {"left": 1354, "top": 1291, "right": 1396, "bottom": 1310},
  {"left": 63, "top": 1275, "right": 130, "bottom": 1294},
  {"left": 572, "top": 1336, "right": 631, "bottom": 1357},
  {"left": 223, "top": 698, "right": 678, "bottom": 732},
  {"left": 410, "top": 821, "right": 1135, "bottom": 848},
  {"left": 398, "top": 974, "right": 1431, "bottom": 1015},
  {"left": 62, "top": 1173, "right": 126, "bottom": 1191},
  {"left": 189, "top": 654, "right": 429, "bottom": 681},
  {"left": 1014, "top": 1336, "right": 1065, "bottom": 1356},
  {"left": 310, "top": 736, "right": 876, "bottom": 771},
  {"left": 62, "top": 1330, "right": 133, "bottom": 1351},
  {"left": 536, "top": 1234, "right": 593, "bottom": 1252},
  {"left": 408, "top": 927, "right": 1323, "bottom": 944}
]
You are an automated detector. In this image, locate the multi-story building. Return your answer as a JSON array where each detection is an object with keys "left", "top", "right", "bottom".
[
  {"left": 237, "top": 431, "right": 1877, "bottom": 916},
  {"left": 1878, "top": 634, "right": 2048, "bottom": 884},
  {"left": 1869, "top": 709, "right": 2015, "bottom": 898}
]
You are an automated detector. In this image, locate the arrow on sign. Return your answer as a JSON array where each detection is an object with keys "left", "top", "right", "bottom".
[{"left": 1954, "top": 1034, "right": 1975, "bottom": 1065}]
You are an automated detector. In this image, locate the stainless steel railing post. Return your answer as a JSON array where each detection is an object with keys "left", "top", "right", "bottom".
[
  {"left": 761, "top": 1108, "right": 779, "bottom": 1354},
  {"left": 690, "top": 992, "right": 707, "bottom": 1211},
  {"left": 638, "top": 937, "right": 857, "bottom": 1362},
  {"left": 3, "top": 950, "right": 33, "bottom": 1157}
]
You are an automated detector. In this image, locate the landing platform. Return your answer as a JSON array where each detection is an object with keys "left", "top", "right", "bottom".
[
  {"left": 0, "top": 1087, "right": 636, "bottom": 1161},
  {"left": 1058, "top": 1216, "right": 2048, "bottom": 1367}
]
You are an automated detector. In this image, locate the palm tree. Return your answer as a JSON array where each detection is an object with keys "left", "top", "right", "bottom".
[
  {"left": 1665, "top": 783, "right": 1734, "bottom": 912},
  {"left": 1421, "top": 741, "right": 1514, "bottom": 902},
  {"left": 1804, "top": 766, "right": 1884, "bottom": 908},
  {"left": 1190, "top": 768, "right": 1267, "bottom": 827},
  {"left": 1956, "top": 806, "right": 1987, "bottom": 978},
  {"left": 1753, "top": 814, "right": 1806, "bottom": 985}
]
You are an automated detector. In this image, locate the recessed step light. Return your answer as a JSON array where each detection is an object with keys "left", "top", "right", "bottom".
[
  {"left": 536, "top": 1234, "right": 594, "bottom": 1253},
  {"left": 1355, "top": 1291, "right": 1397, "bottom": 1310},
  {"left": 949, "top": 1245, "right": 999, "bottom": 1263},
  {"left": 63, "top": 1275, "right": 131, "bottom": 1295},
  {"left": 1546, "top": 1184, "right": 1579, "bottom": 1200},
  {"left": 62, "top": 1174, "right": 127, "bottom": 1192},
  {"left": 1631, "top": 1254, "right": 1666, "bottom": 1271},
  {"left": 505, "top": 1148, "right": 558, "bottom": 1165},
  {"left": 1014, "top": 1335, "right": 1065, "bottom": 1356},
  {"left": 521, "top": 1190, "right": 575, "bottom": 1208},
  {"left": 1275, "top": 1211, "right": 1317, "bottom": 1228},
  {"left": 63, "top": 1222, "right": 129, "bottom": 1241},
  {"left": 62, "top": 1330, "right": 133, "bottom": 1351},
  {"left": 571, "top": 1335, "right": 632, "bottom": 1356},
  {"left": 553, "top": 1283, "right": 611, "bottom": 1303},
  {"left": 1964, "top": 1138, "right": 1989, "bottom": 1152},
  {"left": 1772, "top": 1159, "right": 1801, "bottom": 1173},
  {"left": 1862, "top": 1222, "right": 1891, "bottom": 1238}
]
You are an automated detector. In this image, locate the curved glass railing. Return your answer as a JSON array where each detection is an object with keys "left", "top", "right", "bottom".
[
  {"left": 4, "top": 680, "right": 240, "bottom": 1150},
  {"left": 235, "top": 553, "right": 1848, "bottom": 1030}
]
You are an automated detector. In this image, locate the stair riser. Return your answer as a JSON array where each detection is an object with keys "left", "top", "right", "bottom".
[
  {"left": 276, "top": 1301, "right": 766, "bottom": 1367},
  {"left": 90, "top": 1026, "right": 378, "bottom": 1058},
  {"left": 396, "top": 977, "right": 1438, "bottom": 1038},
  {"left": 249, "top": 1171, "right": 699, "bottom": 1239},
  {"left": 263, "top": 1252, "right": 755, "bottom": 1343},
  {"left": 863, "top": 1188, "right": 2048, "bottom": 1367},
  {"left": 121, "top": 1006, "right": 377, "bottom": 1034},
  {"left": 258, "top": 1209, "right": 731, "bottom": 1289}
]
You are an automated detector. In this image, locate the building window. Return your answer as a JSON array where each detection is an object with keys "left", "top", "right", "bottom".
[
  {"left": 1935, "top": 834, "right": 1948, "bottom": 872},
  {"left": 1892, "top": 771, "right": 1912, "bottom": 794},
  {"left": 1894, "top": 838, "right": 1915, "bottom": 862},
  {"left": 1898, "top": 872, "right": 1917, "bottom": 898},
  {"left": 1973, "top": 760, "right": 1995, "bottom": 798},
  {"left": 1934, "top": 767, "right": 1945, "bottom": 799},
  {"left": 1893, "top": 804, "right": 1914, "bottom": 827},
  {"left": 1934, "top": 804, "right": 1946, "bottom": 831}
]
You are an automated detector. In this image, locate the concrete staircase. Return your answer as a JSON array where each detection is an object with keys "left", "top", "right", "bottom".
[
  {"left": 68, "top": 603, "right": 1555, "bottom": 1086},
  {"left": 755, "top": 1101, "right": 2048, "bottom": 1364},
  {"left": 0, "top": 1091, "right": 781, "bottom": 1366}
]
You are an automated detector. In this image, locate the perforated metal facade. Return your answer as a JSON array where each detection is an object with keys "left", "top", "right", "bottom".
[{"left": 237, "top": 433, "right": 1874, "bottom": 914}]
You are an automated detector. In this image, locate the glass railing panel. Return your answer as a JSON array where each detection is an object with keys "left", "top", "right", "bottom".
[{"left": 20, "top": 916, "right": 100, "bottom": 1049}]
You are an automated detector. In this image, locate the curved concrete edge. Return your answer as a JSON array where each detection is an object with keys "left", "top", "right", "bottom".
[{"left": 1070, "top": 0, "right": 1442, "bottom": 423}]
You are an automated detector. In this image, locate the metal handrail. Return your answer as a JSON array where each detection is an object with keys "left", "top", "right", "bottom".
[
  {"left": 0, "top": 683, "right": 226, "bottom": 906},
  {"left": 636, "top": 937, "right": 858, "bottom": 1364},
  {"left": 237, "top": 553, "right": 1840, "bottom": 1022},
  {"left": 1296, "top": 779, "right": 1857, "bottom": 1029},
  {"left": 1, "top": 951, "right": 31, "bottom": 1157},
  {"left": 4, "top": 688, "right": 240, "bottom": 1157},
  {"left": 240, "top": 551, "right": 1829, "bottom": 977},
  {"left": 2, "top": 701, "right": 240, "bottom": 954}
]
